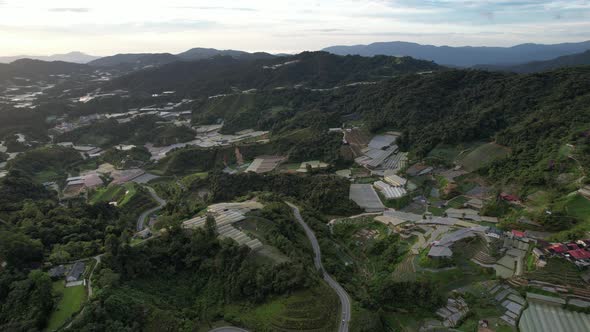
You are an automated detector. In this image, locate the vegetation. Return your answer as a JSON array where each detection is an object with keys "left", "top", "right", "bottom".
[
  {"left": 46, "top": 282, "right": 86, "bottom": 331},
  {"left": 70, "top": 202, "right": 327, "bottom": 331},
  {"left": 57, "top": 116, "right": 196, "bottom": 147}
]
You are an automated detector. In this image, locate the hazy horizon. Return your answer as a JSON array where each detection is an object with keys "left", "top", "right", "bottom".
[{"left": 2, "top": 0, "right": 590, "bottom": 56}]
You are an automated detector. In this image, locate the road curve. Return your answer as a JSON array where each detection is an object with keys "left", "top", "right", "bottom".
[
  {"left": 286, "top": 202, "right": 351, "bottom": 332},
  {"left": 136, "top": 186, "right": 167, "bottom": 232},
  {"left": 208, "top": 327, "right": 249, "bottom": 332}
]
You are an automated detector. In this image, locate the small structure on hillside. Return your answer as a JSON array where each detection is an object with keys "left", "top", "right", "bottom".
[
  {"left": 245, "top": 156, "right": 286, "bottom": 173},
  {"left": 297, "top": 160, "right": 329, "bottom": 173}
]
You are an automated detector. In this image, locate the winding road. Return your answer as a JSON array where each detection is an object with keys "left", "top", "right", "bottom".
[
  {"left": 136, "top": 186, "right": 167, "bottom": 231},
  {"left": 286, "top": 202, "right": 352, "bottom": 332}
]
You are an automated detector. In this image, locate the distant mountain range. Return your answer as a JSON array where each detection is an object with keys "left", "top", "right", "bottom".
[
  {"left": 323, "top": 41, "right": 590, "bottom": 67},
  {"left": 476, "top": 49, "right": 590, "bottom": 73},
  {"left": 0, "top": 59, "right": 90, "bottom": 82},
  {"left": 88, "top": 48, "right": 276, "bottom": 68},
  {"left": 0, "top": 52, "right": 100, "bottom": 64}
]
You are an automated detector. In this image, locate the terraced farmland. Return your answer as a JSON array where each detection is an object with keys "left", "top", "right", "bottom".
[{"left": 524, "top": 258, "right": 584, "bottom": 286}]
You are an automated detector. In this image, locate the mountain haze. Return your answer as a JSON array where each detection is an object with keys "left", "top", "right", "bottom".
[
  {"left": 323, "top": 41, "right": 590, "bottom": 67},
  {"left": 477, "top": 50, "right": 590, "bottom": 73},
  {"left": 88, "top": 48, "right": 276, "bottom": 68},
  {"left": 0, "top": 51, "right": 99, "bottom": 64}
]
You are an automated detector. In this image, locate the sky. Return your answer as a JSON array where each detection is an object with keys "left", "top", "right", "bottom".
[{"left": 1, "top": 0, "right": 590, "bottom": 56}]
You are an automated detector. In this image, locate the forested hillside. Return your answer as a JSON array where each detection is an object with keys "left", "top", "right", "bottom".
[
  {"left": 105, "top": 51, "right": 440, "bottom": 96},
  {"left": 191, "top": 67, "right": 590, "bottom": 186}
]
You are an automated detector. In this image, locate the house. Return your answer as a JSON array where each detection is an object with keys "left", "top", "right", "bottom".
[
  {"left": 567, "top": 249, "right": 590, "bottom": 261},
  {"left": 532, "top": 248, "right": 547, "bottom": 268},
  {"left": 511, "top": 230, "right": 526, "bottom": 239},
  {"left": 546, "top": 243, "right": 568, "bottom": 255},
  {"left": 66, "top": 262, "right": 85, "bottom": 283},
  {"left": 48, "top": 265, "right": 67, "bottom": 279}
]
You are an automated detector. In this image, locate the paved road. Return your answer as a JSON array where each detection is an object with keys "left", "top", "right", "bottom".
[
  {"left": 87, "top": 254, "right": 102, "bottom": 298},
  {"left": 208, "top": 327, "right": 249, "bottom": 332},
  {"left": 136, "top": 186, "right": 167, "bottom": 232},
  {"left": 286, "top": 202, "right": 351, "bottom": 332}
]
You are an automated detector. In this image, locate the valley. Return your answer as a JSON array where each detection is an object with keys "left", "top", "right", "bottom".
[{"left": 0, "top": 47, "right": 589, "bottom": 332}]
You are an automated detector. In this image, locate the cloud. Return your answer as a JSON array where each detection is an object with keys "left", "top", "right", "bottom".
[
  {"left": 171, "top": 6, "right": 256, "bottom": 12},
  {"left": 49, "top": 8, "right": 90, "bottom": 13},
  {"left": 480, "top": 11, "right": 495, "bottom": 21}
]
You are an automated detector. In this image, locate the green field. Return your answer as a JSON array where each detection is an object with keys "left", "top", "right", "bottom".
[
  {"left": 561, "top": 194, "right": 590, "bottom": 222},
  {"left": 447, "top": 195, "right": 469, "bottom": 208},
  {"left": 46, "top": 282, "right": 86, "bottom": 331},
  {"left": 89, "top": 184, "right": 126, "bottom": 204},
  {"left": 224, "top": 283, "right": 339, "bottom": 331},
  {"left": 90, "top": 183, "right": 140, "bottom": 206},
  {"left": 458, "top": 143, "right": 510, "bottom": 172},
  {"left": 427, "top": 142, "right": 483, "bottom": 165}
]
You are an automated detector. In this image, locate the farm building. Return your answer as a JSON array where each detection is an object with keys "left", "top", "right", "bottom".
[
  {"left": 368, "top": 135, "right": 397, "bottom": 150},
  {"left": 245, "top": 156, "right": 285, "bottom": 173},
  {"left": 466, "top": 198, "right": 484, "bottom": 210},
  {"left": 297, "top": 160, "right": 329, "bottom": 173},
  {"left": 349, "top": 184, "right": 385, "bottom": 212},
  {"left": 384, "top": 172, "right": 407, "bottom": 187},
  {"left": 427, "top": 226, "right": 489, "bottom": 258},
  {"left": 63, "top": 173, "right": 104, "bottom": 196},
  {"left": 111, "top": 168, "right": 146, "bottom": 184},
  {"left": 66, "top": 262, "right": 85, "bottom": 283},
  {"left": 519, "top": 293, "right": 590, "bottom": 332},
  {"left": 182, "top": 201, "right": 264, "bottom": 250},
  {"left": 373, "top": 181, "right": 407, "bottom": 199}
]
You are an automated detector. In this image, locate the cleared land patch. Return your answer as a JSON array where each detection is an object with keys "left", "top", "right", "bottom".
[
  {"left": 46, "top": 282, "right": 86, "bottom": 331},
  {"left": 458, "top": 143, "right": 510, "bottom": 172}
]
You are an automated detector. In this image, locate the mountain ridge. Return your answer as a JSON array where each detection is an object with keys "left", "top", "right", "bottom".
[
  {"left": 323, "top": 40, "right": 590, "bottom": 67},
  {"left": 476, "top": 49, "right": 590, "bottom": 73},
  {"left": 0, "top": 51, "right": 100, "bottom": 64}
]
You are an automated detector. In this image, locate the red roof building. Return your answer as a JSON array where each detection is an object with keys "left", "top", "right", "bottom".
[
  {"left": 512, "top": 230, "right": 526, "bottom": 238},
  {"left": 500, "top": 193, "right": 520, "bottom": 202},
  {"left": 567, "top": 249, "right": 590, "bottom": 260},
  {"left": 547, "top": 243, "right": 568, "bottom": 254},
  {"left": 567, "top": 243, "right": 580, "bottom": 250}
]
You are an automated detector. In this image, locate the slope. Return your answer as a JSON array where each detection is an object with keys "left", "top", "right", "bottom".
[{"left": 104, "top": 51, "right": 441, "bottom": 97}]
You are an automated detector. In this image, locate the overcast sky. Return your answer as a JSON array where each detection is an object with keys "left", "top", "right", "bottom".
[{"left": 1, "top": 0, "right": 590, "bottom": 55}]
